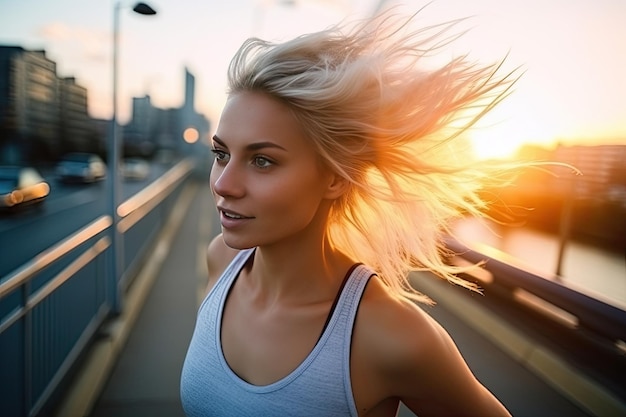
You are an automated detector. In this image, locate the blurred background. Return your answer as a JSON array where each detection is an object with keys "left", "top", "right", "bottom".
[
  {"left": 0, "top": 1, "right": 625, "bottom": 417},
  {"left": 2, "top": 0, "right": 626, "bottom": 154}
]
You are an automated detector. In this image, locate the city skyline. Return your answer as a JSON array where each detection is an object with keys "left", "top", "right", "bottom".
[{"left": 2, "top": 0, "right": 625, "bottom": 159}]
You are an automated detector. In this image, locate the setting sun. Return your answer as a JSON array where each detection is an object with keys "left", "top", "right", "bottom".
[
  {"left": 469, "top": 131, "right": 525, "bottom": 160},
  {"left": 468, "top": 97, "right": 561, "bottom": 160}
]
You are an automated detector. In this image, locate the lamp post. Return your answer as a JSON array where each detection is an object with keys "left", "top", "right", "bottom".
[{"left": 109, "top": 1, "right": 156, "bottom": 312}]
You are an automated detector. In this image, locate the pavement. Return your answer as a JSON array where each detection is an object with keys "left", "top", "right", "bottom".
[
  {"left": 53, "top": 179, "right": 215, "bottom": 417},
  {"left": 54, "top": 178, "right": 625, "bottom": 417}
]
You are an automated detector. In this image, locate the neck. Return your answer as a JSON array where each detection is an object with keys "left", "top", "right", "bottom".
[{"left": 244, "top": 231, "right": 353, "bottom": 306}]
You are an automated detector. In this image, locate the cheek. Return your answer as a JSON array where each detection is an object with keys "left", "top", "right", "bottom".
[{"left": 262, "top": 174, "right": 326, "bottom": 215}]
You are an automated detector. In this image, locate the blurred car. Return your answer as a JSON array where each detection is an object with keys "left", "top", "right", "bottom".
[
  {"left": 56, "top": 152, "right": 106, "bottom": 183},
  {"left": 0, "top": 166, "right": 50, "bottom": 211},
  {"left": 121, "top": 158, "right": 150, "bottom": 181}
]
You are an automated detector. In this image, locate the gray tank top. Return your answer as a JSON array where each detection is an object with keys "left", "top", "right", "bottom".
[{"left": 180, "top": 248, "right": 374, "bottom": 416}]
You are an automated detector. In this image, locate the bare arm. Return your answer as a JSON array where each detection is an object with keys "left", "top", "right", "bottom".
[
  {"left": 352, "top": 279, "right": 511, "bottom": 417},
  {"left": 397, "top": 313, "right": 511, "bottom": 417}
]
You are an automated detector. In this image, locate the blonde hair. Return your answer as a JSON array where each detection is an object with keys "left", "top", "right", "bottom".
[{"left": 227, "top": 12, "right": 521, "bottom": 303}]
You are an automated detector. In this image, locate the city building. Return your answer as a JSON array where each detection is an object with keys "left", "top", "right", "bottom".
[
  {"left": 553, "top": 144, "right": 626, "bottom": 203},
  {"left": 504, "top": 143, "right": 626, "bottom": 246},
  {"left": 0, "top": 46, "right": 60, "bottom": 163},
  {"left": 124, "top": 67, "right": 210, "bottom": 159},
  {"left": 1, "top": 45, "right": 210, "bottom": 166},
  {"left": 0, "top": 46, "right": 100, "bottom": 163},
  {"left": 58, "top": 76, "right": 97, "bottom": 155}
]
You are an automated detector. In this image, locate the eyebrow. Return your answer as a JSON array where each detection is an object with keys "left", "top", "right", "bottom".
[{"left": 212, "top": 135, "right": 287, "bottom": 152}]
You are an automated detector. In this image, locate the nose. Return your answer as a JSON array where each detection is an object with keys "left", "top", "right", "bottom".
[{"left": 210, "top": 161, "right": 245, "bottom": 199}]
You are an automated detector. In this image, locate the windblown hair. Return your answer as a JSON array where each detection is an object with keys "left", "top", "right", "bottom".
[{"left": 226, "top": 11, "right": 521, "bottom": 303}]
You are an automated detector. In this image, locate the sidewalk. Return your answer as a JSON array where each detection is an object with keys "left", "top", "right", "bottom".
[{"left": 91, "top": 180, "right": 216, "bottom": 417}]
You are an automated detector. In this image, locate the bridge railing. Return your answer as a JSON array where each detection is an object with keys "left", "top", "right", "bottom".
[
  {"left": 412, "top": 236, "right": 626, "bottom": 415},
  {"left": 444, "top": 236, "right": 626, "bottom": 353},
  {"left": 0, "top": 158, "right": 193, "bottom": 417}
]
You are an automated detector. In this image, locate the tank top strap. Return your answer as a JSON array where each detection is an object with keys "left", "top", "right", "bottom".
[
  {"left": 338, "top": 264, "right": 375, "bottom": 317},
  {"left": 323, "top": 264, "right": 376, "bottom": 342}
]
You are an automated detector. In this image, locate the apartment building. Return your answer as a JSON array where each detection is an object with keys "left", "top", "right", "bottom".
[{"left": 0, "top": 46, "right": 96, "bottom": 163}]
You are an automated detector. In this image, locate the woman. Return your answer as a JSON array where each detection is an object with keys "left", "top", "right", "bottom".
[{"left": 181, "top": 11, "right": 514, "bottom": 417}]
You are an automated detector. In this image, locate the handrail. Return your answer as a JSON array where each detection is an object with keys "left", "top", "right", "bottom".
[
  {"left": 0, "top": 236, "right": 111, "bottom": 334},
  {"left": 117, "top": 159, "right": 193, "bottom": 233},
  {"left": 117, "top": 158, "right": 193, "bottom": 217},
  {"left": 0, "top": 158, "right": 194, "bottom": 301},
  {"left": 445, "top": 237, "right": 626, "bottom": 346},
  {"left": 0, "top": 215, "right": 112, "bottom": 299},
  {"left": 0, "top": 158, "right": 194, "bottom": 417}
]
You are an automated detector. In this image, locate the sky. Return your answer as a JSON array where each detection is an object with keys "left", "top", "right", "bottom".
[{"left": 1, "top": 0, "right": 625, "bottom": 159}]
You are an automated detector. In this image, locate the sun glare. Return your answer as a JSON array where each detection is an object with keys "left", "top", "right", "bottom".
[
  {"left": 470, "top": 130, "right": 526, "bottom": 160},
  {"left": 469, "top": 121, "right": 563, "bottom": 160},
  {"left": 468, "top": 103, "right": 561, "bottom": 160}
]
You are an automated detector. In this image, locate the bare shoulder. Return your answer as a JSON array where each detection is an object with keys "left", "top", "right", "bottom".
[
  {"left": 206, "top": 234, "right": 240, "bottom": 292},
  {"left": 352, "top": 277, "right": 511, "bottom": 416},
  {"left": 352, "top": 277, "right": 442, "bottom": 373}
]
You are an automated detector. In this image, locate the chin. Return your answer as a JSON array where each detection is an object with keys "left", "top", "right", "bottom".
[{"left": 221, "top": 232, "right": 257, "bottom": 250}]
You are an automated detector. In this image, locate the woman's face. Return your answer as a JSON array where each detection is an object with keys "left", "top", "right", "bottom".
[{"left": 210, "top": 91, "right": 335, "bottom": 250}]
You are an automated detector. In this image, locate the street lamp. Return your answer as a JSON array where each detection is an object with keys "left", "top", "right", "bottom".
[{"left": 109, "top": 1, "right": 157, "bottom": 312}]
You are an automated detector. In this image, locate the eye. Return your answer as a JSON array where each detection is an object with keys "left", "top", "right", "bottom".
[
  {"left": 211, "top": 148, "right": 229, "bottom": 164},
  {"left": 253, "top": 156, "right": 274, "bottom": 169}
]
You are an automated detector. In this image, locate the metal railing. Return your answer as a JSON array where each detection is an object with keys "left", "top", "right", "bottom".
[
  {"left": 445, "top": 237, "right": 626, "bottom": 350},
  {"left": 0, "top": 158, "right": 193, "bottom": 417}
]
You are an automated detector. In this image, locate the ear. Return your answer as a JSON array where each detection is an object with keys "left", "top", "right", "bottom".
[{"left": 324, "top": 172, "right": 349, "bottom": 200}]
